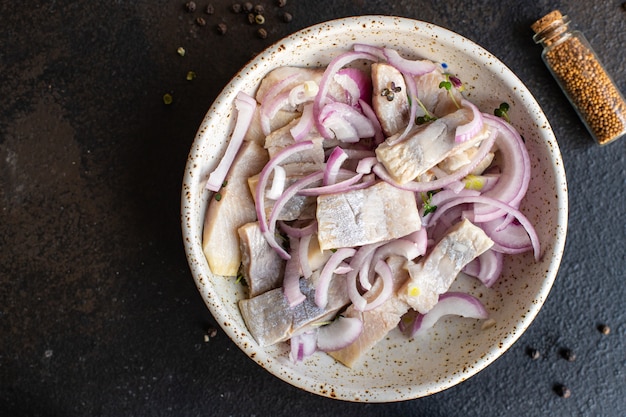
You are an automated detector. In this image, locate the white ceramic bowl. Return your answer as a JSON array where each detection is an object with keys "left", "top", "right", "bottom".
[{"left": 181, "top": 16, "right": 568, "bottom": 402}]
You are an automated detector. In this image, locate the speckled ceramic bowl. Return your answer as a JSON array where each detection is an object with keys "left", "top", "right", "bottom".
[{"left": 181, "top": 16, "right": 567, "bottom": 402}]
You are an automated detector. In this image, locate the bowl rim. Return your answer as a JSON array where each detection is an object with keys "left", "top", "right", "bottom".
[{"left": 181, "top": 15, "right": 568, "bottom": 402}]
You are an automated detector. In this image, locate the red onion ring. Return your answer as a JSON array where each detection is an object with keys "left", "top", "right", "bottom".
[
  {"left": 313, "top": 50, "right": 378, "bottom": 138},
  {"left": 427, "top": 195, "right": 541, "bottom": 261},
  {"left": 455, "top": 99, "right": 484, "bottom": 143},
  {"left": 255, "top": 140, "right": 316, "bottom": 259},
  {"left": 315, "top": 247, "right": 356, "bottom": 309},
  {"left": 205, "top": 91, "right": 257, "bottom": 191}
]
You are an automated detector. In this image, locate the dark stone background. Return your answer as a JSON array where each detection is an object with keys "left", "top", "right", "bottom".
[{"left": 1, "top": 1, "right": 624, "bottom": 416}]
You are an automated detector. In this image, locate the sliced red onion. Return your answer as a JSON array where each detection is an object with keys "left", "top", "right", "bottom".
[
  {"left": 289, "top": 330, "right": 318, "bottom": 362},
  {"left": 334, "top": 68, "right": 372, "bottom": 106},
  {"left": 472, "top": 115, "right": 531, "bottom": 222},
  {"left": 480, "top": 218, "right": 533, "bottom": 255},
  {"left": 297, "top": 172, "right": 365, "bottom": 196},
  {"left": 265, "top": 165, "right": 286, "bottom": 200},
  {"left": 205, "top": 91, "right": 257, "bottom": 191},
  {"left": 258, "top": 72, "right": 300, "bottom": 104},
  {"left": 348, "top": 242, "right": 386, "bottom": 291},
  {"left": 358, "top": 98, "right": 385, "bottom": 144},
  {"left": 316, "top": 316, "right": 363, "bottom": 352},
  {"left": 334, "top": 263, "right": 353, "bottom": 275},
  {"left": 290, "top": 103, "right": 315, "bottom": 141},
  {"left": 313, "top": 50, "right": 378, "bottom": 138},
  {"left": 283, "top": 236, "right": 305, "bottom": 307},
  {"left": 260, "top": 91, "right": 292, "bottom": 136},
  {"left": 319, "top": 102, "right": 376, "bottom": 142},
  {"left": 362, "top": 260, "right": 394, "bottom": 311},
  {"left": 266, "top": 171, "right": 325, "bottom": 256},
  {"left": 427, "top": 195, "right": 541, "bottom": 261},
  {"left": 278, "top": 219, "right": 318, "bottom": 238},
  {"left": 356, "top": 156, "right": 379, "bottom": 174},
  {"left": 410, "top": 292, "right": 489, "bottom": 337},
  {"left": 298, "top": 232, "right": 314, "bottom": 279},
  {"left": 382, "top": 48, "right": 437, "bottom": 76},
  {"left": 288, "top": 80, "right": 319, "bottom": 108},
  {"left": 324, "top": 146, "right": 348, "bottom": 185},
  {"left": 463, "top": 249, "right": 504, "bottom": 287},
  {"left": 373, "top": 129, "right": 496, "bottom": 193},
  {"left": 315, "top": 247, "right": 356, "bottom": 309},
  {"left": 455, "top": 99, "right": 484, "bottom": 143},
  {"left": 352, "top": 43, "right": 386, "bottom": 60},
  {"left": 255, "top": 140, "right": 316, "bottom": 259}
]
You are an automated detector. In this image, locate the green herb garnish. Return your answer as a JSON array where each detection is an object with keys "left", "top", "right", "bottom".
[
  {"left": 421, "top": 191, "right": 438, "bottom": 215},
  {"left": 494, "top": 102, "right": 510, "bottom": 123}
]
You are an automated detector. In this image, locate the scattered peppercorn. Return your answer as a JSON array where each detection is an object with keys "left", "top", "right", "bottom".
[
  {"left": 559, "top": 348, "right": 576, "bottom": 362},
  {"left": 257, "top": 27, "right": 268, "bottom": 39},
  {"left": 277, "top": 0, "right": 287, "bottom": 7},
  {"left": 255, "top": 14, "right": 265, "bottom": 24},
  {"left": 205, "top": 4, "right": 214, "bottom": 14},
  {"left": 208, "top": 327, "right": 218, "bottom": 338},
  {"left": 554, "top": 384, "right": 571, "bottom": 398},
  {"left": 243, "top": 1, "right": 253, "bottom": 12},
  {"left": 247, "top": 13, "right": 256, "bottom": 24},
  {"left": 253, "top": 4, "right": 264, "bottom": 14},
  {"left": 185, "top": 1, "right": 196, "bottom": 12},
  {"left": 216, "top": 22, "right": 228, "bottom": 35},
  {"left": 282, "top": 11, "right": 293, "bottom": 23},
  {"left": 526, "top": 347, "right": 541, "bottom": 360},
  {"left": 231, "top": 3, "right": 242, "bottom": 13},
  {"left": 598, "top": 324, "right": 611, "bottom": 335},
  {"left": 196, "top": 17, "right": 206, "bottom": 26}
]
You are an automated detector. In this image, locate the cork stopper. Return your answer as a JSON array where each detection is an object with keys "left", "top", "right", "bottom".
[{"left": 531, "top": 10, "right": 563, "bottom": 34}]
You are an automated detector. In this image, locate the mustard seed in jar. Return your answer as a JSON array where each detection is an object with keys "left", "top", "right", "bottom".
[{"left": 532, "top": 10, "right": 626, "bottom": 145}]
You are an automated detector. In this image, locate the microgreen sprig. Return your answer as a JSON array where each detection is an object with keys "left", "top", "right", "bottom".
[
  {"left": 494, "top": 102, "right": 511, "bottom": 123},
  {"left": 413, "top": 96, "right": 437, "bottom": 125},
  {"left": 421, "top": 191, "right": 438, "bottom": 215},
  {"left": 439, "top": 73, "right": 465, "bottom": 109}
]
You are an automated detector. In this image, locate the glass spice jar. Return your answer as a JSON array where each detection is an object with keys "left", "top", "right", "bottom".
[{"left": 532, "top": 10, "right": 626, "bottom": 145}]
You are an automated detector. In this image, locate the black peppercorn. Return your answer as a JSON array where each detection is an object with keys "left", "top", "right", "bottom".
[
  {"left": 243, "top": 1, "right": 253, "bottom": 12},
  {"left": 231, "top": 3, "right": 242, "bottom": 13},
  {"left": 185, "top": 1, "right": 196, "bottom": 12},
  {"left": 257, "top": 28, "right": 268, "bottom": 39},
  {"left": 247, "top": 13, "right": 256, "bottom": 24},
  {"left": 560, "top": 348, "right": 576, "bottom": 362},
  {"left": 196, "top": 17, "right": 206, "bottom": 26},
  {"left": 253, "top": 4, "right": 264, "bottom": 14},
  {"left": 216, "top": 23, "right": 228, "bottom": 35},
  {"left": 554, "top": 384, "right": 571, "bottom": 398},
  {"left": 277, "top": 0, "right": 287, "bottom": 6},
  {"left": 598, "top": 324, "right": 611, "bottom": 335},
  {"left": 282, "top": 11, "right": 292, "bottom": 23},
  {"left": 526, "top": 347, "right": 541, "bottom": 360},
  {"left": 205, "top": 4, "right": 215, "bottom": 14}
]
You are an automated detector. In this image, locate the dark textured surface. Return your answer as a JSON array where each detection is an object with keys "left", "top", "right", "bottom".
[{"left": 1, "top": 1, "right": 624, "bottom": 416}]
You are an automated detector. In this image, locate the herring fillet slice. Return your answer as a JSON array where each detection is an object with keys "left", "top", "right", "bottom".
[
  {"left": 316, "top": 181, "right": 422, "bottom": 251},
  {"left": 238, "top": 222, "right": 285, "bottom": 297},
  {"left": 375, "top": 107, "right": 489, "bottom": 184},
  {"left": 371, "top": 63, "right": 410, "bottom": 137},
  {"left": 398, "top": 218, "right": 494, "bottom": 314},
  {"left": 202, "top": 141, "right": 269, "bottom": 276},
  {"left": 239, "top": 271, "right": 350, "bottom": 347}
]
